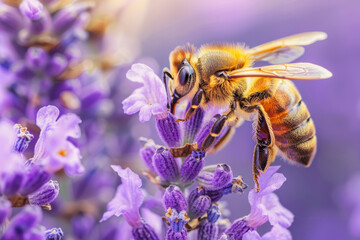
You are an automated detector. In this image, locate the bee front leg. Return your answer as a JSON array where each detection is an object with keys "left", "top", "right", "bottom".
[
  {"left": 253, "top": 105, "right": 277, "bottom": 192},
  {"left": 201, "top": 103, "right": 236, "bottom": 151},
  {"left": 176, "top": 89, "right": 204, "bottom": 122}
]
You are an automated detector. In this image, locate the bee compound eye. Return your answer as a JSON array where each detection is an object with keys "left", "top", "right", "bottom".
[{"left": 178, "top": 65, "right": 192, "bottom": 86}]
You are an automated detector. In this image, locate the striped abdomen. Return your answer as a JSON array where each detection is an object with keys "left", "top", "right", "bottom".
[{"left": 262, "top": 80, "right": 316, "bottom": 166}]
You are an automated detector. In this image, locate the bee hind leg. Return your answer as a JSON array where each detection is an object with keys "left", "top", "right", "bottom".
[
  {"left": 252, "top": 105, "right": 277, "bottom": 192},
  {"left": 176, "top": 89, "right": 204, "bottom": 122}
]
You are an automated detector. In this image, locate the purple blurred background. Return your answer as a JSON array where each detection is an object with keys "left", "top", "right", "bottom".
[{"left": 118, "top": 0, "right": 360, "bottom": 239}]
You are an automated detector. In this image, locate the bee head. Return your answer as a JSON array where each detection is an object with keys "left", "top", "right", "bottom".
[{"left": 169, "top": 44, "right": 197, "bottom": 114}]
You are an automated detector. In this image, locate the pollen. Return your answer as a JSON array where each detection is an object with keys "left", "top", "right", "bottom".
[{"left": 58, "top": 149, "right": 68, "bottom": 157}]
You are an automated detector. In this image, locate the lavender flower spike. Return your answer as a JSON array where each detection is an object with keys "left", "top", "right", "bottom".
[
  {"left": 122, "top": 63, "right": 167, "bottom": 123},
  {"left": 33, "top": 105, "right": 84, "bottom": 176},
  {"left": 101, "top": 166, "right": 144, "bottom": 228}
]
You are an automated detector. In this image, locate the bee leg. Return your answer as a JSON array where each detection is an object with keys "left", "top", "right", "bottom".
[
  {"left": 176, "top": 89, "right": 204, "bottom": 122},
  {"left": 253, "top": 105, "right": 277, "bottom": 192},
  {"left": 163, "top": 67, "right": 173, "bottom": 111},
  {"left": 207, "top": 126, "right": 235, "bottom": 154},
  {"left": 201, "top": 103, "right": 237, "bottom": 151}
]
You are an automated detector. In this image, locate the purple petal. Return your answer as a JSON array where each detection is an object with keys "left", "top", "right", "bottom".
[
  {"left": 243, "top": 230, "right": 262, "bottom": 240},
  {"left": 122, "top": 63, "right": 167, "bottom": 122},
  {"left": 261, "top": 194, "right": 294, "bottom": 228},
  {"left": 100, "top": 166, "right": 144, "bottom": 228},
  {"left": 262, "top": 225, "right": 292, "bottom": 240},
  {"left": 139, "top": 105, "right": 153, "bottom": 123},
  {"left": 56, "top": 113, "right": 82, "bottom": 139},
  {"left": 36, "top": 105, "right": 59, "bottom": 129}
]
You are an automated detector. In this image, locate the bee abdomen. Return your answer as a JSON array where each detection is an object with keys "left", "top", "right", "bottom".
[{"left": 271, "top": 100, "right": 317, "bottom": 166}]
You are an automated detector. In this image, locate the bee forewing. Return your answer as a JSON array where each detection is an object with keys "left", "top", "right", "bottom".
[
  {"left": 248, "top": 32, "right": 328, "bottom": 63},
  {"left": 228, "top": 63, "right": 332, "bottom": 80},
  {"left": 254, "top": 46, "right": 305, "bottom": 64}
]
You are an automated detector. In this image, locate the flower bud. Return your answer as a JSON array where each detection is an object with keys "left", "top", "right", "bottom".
[
  {"left": 13, "top": 124, "right": 34, "bottom": 154},
  {"left": 132, "top": 222, "right": 160, "bottom": 240},
  {"left": 198, "top": 221, "right": 218, "bottom": 240},
  {"left": 25, "top": 47, "right": 48, "bottom": 70},
  {"left": 183, "top": 107, "right": 204, "bottom": 144},
  {"left": 190, "top": 195, "right": 211, "bottom": 218},
  {"left": 45, "top": 228, "right": 64, "bottom": 240},
  {"left": 156, "top": 113, "right": 181, "bottom": 147},
  {"left": 2, "top": 172, "right": 24, "bottom": 196},
  {"left": 0, "top": 4, "right": 23, "bottom": 34},
  {"left": 1, "top": 206, "right": 42, "bottom": 240},
  {"left": 163, "top": 185, "right": 188, "bottom": 212},
  {"left": 0, "top": 199, "right": 11, "bottom": 225},
  {"left": 46, "top": 53, "right": 68, "bottom": 76},
  {"left": 12, "top": 61, "right": 35, "bottom": 80},
  {"left": 166, "top": 229, "right": 188, "bottom": 240},
  {"left": 28, "top": 180, "right": 59, "bottom": 206},
  {"left": 20, "top": 164, "right": 51, "bottom": 196},
  {"left": 197, "top": 164, "right": 233, "bottom": 190},
  {"left": 203, "top": 189, "right": 224, "bottom": 202},
  {"left": 224, "top": 218, "right": 253, "bottom": 239},
  {"left": 222, "top": 176, "right": 247, "bottom": 195},
  {"left": 139, "top": 139, "right": 157, "bottom": 172},
  {"left": 180, "top": 150, "right": 205, "bottom": 184},
  {"left": 207, "top": 204, "right": 221, "bottom": 223},
  {"left": 52, "top": 2, "right": 94, "bottom": 35},
  {"left": 188, "top": 186, "right": 206, "bottom": 207},
  {"left": 19, "top": 0, "right": 43, "bottom": 20},
  {"left": 153, "top": 147, "right": 179, "bottom": 182},
  {"left": 71, "top": 214, "right": 94, "bottom": 239}
]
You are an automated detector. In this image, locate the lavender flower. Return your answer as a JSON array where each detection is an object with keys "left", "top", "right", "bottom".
[
  {"left": 33, "top": 105, "right": 84, "bottom": 176},
  {"left": 101, "top": 166, "right": 160, "bottom": 240},
  {"left": 122, "top": 63, "right": 167, "bottom": 122},
  {"left": 0, "top": 120, "right": 25, "bottom": 196},
  {"left": 45, "top": 228, "right": 64, "bottom": 240},
  {"left": 224, "top": 166, "right": 294, "bottom": 239},
  {"left": 165, "top": 208, "right": 189, "bottom": 240},
  {"left": 101, "top": 165, "right": 144, "bottom": 227},
  {"left": 246, "top": 166, "right": 294, "bottom": 229}
]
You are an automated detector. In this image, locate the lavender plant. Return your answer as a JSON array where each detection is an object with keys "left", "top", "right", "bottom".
[{"left": 101, "top": 63, "right": 295, "bottom": 240}]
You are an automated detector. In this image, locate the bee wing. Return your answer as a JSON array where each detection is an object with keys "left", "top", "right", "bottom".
[
  {"left": 227, "top": 63, "right": 332, "bottom": 80},
  {"left": 247, "top": 32, "right": 327, "bottom": 64}
]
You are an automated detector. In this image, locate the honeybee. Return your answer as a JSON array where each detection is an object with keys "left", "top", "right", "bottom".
[{"left": 162, "top": 32, "right": 332, "bottom": 190}]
